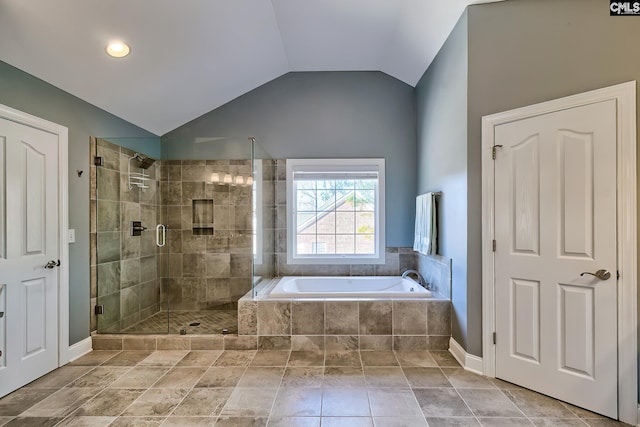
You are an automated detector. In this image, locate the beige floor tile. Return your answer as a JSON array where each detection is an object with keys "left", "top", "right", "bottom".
[
  {"left": 442, "top": 368, "right": 496, "bottom": 389},
  {"left": 320, "top": 416, "right": 373, "bottom": 426},
  {"left": 176, "top": 350, "right": 222, "bottom": 367},
  {"left": 322, "top": 367, "right": 366, "bottom": 388},
  {"left": 214, "top": 416, "right": 268, "bottom": 427},
  {"left": 373, "top": 416, "right": 429, "bottom": 427},
  {"left": 0, "top": 417, "right": 13, "bottom": 427},
  {"left": 236, "top": 367, "right": 285, "bottom": 388},
  {"left": 0, "top": 388, "right": 57, "bottom": 416},
  {"left": 324, "top": 351, "right": 361, "bottom": 367},
  {"left": 196, "top": 367, "right": 247, "bottom": 388},
  {"left": 70, "top": 366, "right": 131, "bottom": 388},
  {"left": 505, "top": 389, "right": 577, "bottom": 418},
  {"left": 478, "top": 418, "right": 534, "bottom": 426},
  {"left": 139, "top": 351, "right": 189, "bottom": 366},
  {"left": 413, "top": 388, "right": 473, "bottom": 418},
  {"left": 172, "top": 387, "right": 233, "bottom": 416},
  {"left": 360, "top": 351, "right": 399, "bottom": 367},
  {"left": 21, "top": 387, "right": 100, "bottom": 417},
  {"left": 321, "top": 388, "right": 370, "bottom": 417},
  {"left": 363, "top": 367, "right": 409, "bottom": 388},
  {"left": 250, "top": 351, "right": 291, "bottom": 367},
  {"left": 109, "top": 416, "right": 166, "bottom": 426},
  {"left": 267, "top": 416, "right": 320, "bottom": 427},
  {"left": 429, "top": 351, "right": 461, "bottom": 367},
  {"left": 57, "top": 415, "right": 117, "bottom": 426},
  {"left": 121, "top": 388, "right": 187, "bottom": 416},
  {"left": 394, "top": 351, "right": 438, "bottom": 368},
  {"left": 103, "top": 351, "right": 153, "bottom": 366},
  {"left": 152, "top": 367, "right": 207, "bottom": 389},
  {"left": 162, "top": 417, "right": 217, "bottom": 426},
  {"left": 68, "top": 351, "right": 121, "bottom": 366},
  {"left": 402, "top": 367, "right": 452, "bottom": 388},
  {"left": 25, "top": 366, "right": 93, "bottom": 389},
  {"left": 108, "top": 366, "right": 169, "bottom": 389},
  {"left": 288, "top": 351, "right": 325, "bottom": 367},
  {"left": 367, "top": 388, "right": 423, "bottom": 417},
  {"left": 221, "top": 388, "right": 278, "bottom": 417},
  {"left": 457, "top": 389, "right": 523, "bottom": 418},
  {"left": 281, "top": 367, "right": 324, "bottom": 388},
  {"left": 530, "top": 419, "right": 588, "bottom": 427},
  {"left": 271, "top": 388, "right": 322, "bottom": 417},
  {"left": 1, "top": 416, "right": 64, "bottom": 426},
  {"left": 214, "top": 351, "right": 256, "bottom": 367},
  {"left": 72, "top": 388, "right": 143, "bottom": 416},
  {"left": 424, "top": 417, "right": 480, "bottom": 426}
]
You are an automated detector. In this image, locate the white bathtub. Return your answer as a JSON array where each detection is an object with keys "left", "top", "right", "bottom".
[{"left": 268, "top": 276, "right": 432, "bottom": 299}]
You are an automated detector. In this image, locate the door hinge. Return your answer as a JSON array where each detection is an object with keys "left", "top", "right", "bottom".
[
  {"left": 493, "top": 332, "right": 496, "bottom": 345},
  {"left": 94, "top": 156, "right": 103, "bottom": 167},
  {"left": 617, "top": 270, "right": 620, "bottom": 280},
  {"left": 492, "top": 240, "right": 496, "bottom": 252},
  {"left": 94, "top": 305, "right": 104, "bottom": 315},
  {"left": 492, "top": 145, "right": 503, "bottom": 160}
]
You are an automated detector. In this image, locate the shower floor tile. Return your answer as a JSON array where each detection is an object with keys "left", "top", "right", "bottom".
[{"left": 121, "top": 310, "right": 238, "bottom": 334}]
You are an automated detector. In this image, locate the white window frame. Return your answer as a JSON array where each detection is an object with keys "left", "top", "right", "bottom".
[{"left": 286, "top": 158, "right": 385, "bottom": 265}]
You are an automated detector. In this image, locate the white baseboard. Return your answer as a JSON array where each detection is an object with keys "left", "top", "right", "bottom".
[
  {"left": 449, "top": 337, "right": 484, "bottom": 375},
  {"left": 66, "top": 337, "right": 93, "bottom": 363},
  {"left": 636, "top": 403, "right": 639, "bottom": 427}
]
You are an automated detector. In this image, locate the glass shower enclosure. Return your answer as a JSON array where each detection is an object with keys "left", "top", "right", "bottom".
[{"left": 91, "top": 136, "right": 274, "bottom": 334}]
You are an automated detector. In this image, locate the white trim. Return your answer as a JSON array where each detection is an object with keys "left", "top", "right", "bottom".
[
  {"left": 0, "top": 104, "right": 70, "bottom": 366},
  {"left": 67, "top": 337, "right": 93, "bottom": 362},
  {"left": 481, "top": 81, "right": 637, "bottom": 425},
  {"left": 449, "top": 337, "right": 484, "bottom": 375},
  {"left": 636, "top": 404, "right": 640, "bottom": 427}
]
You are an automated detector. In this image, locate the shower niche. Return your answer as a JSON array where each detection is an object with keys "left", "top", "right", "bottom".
[
  {"left": 90, "top": 136, "right": 275, "bottom": 335},
  {"left": 192, "top": 199, "right": 214, "bottom": 235}
]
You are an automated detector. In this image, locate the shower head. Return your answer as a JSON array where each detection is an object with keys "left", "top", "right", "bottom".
[{"left": 133, "top": 153, "right": 156, "bottom": 169}]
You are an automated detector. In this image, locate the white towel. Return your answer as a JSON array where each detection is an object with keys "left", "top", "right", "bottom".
[{"left": 413, "top": 192, "right": 437, "bottom": 255}]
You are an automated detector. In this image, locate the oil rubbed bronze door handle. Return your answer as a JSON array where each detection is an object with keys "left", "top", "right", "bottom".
[
  {"left": 44, "top": 259, "right": 61, "bottom": 269},
  {"left": 580, "top": 269, "right": 611, "bottom": 280}
]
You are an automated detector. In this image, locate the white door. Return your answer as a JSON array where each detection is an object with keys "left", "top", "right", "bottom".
[
  {"left": 494, "top": 100, "right": 617, "bottom": 418},
  {"left": 0, "top": 117, "right": 60, "bottom": 398}
]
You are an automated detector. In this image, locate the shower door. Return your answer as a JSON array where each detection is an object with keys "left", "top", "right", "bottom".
[{"left": 93, "top": 137, "right": 167, "bottom": 333}]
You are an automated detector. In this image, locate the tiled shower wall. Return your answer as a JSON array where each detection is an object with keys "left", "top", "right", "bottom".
[
  {"left": 90, "top": 138, "right": 161, "bottom": 332},
  {"left": 158, "top": 159, "right": 258, "bottom": 310}
]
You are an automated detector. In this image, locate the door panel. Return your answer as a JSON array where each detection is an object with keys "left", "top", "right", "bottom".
[
  {"left": 0, "top": 117, "right": 59, "bottom": 398},
  {"left": 494, "top": 99, "right": 617, "bottom": 418}
]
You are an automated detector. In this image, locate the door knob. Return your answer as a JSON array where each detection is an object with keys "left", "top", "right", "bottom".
[
  {"left": 580, "top": 269, "right": 611, "bottom": 280},
  {"left": 44, "top": 259, "right": 61, "bottom": 269}
]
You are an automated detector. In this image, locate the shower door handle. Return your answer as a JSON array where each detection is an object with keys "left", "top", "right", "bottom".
[{"left": 156, "top": 224, "right": 166, "bottom": 247}]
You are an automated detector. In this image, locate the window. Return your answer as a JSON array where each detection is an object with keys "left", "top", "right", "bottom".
[{"left": 286, "top": 159, "right": 385, "bottom": 264}]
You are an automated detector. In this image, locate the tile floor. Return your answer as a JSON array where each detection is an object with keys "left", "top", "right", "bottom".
[
  {"left": 121, "top": 311, "right": 238, "bottom": 335},
  {"left": 0, "top": 349, "right": 626, "bottom": 427}
]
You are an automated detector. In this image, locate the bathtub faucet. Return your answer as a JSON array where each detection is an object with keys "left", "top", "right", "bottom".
[{"left": 402, "top": 270, "right": 429, "bottom": 290}]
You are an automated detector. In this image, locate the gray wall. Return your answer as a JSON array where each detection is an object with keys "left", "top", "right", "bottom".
[
  {"left": 415, "top": 12, "right": 469, "bottom": 350},
  {"left": 163, "top": 71, "right": 417, "bottom": 247},
  {"left": 0, "top": 60, "right": 158, "bottom": 345},
  {"left": 467, "top": 0, "right": 640, "bottom": 358}
]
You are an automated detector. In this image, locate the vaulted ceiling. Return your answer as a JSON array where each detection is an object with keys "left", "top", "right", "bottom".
[{"left": 0, "top": 0, "right": 484, "bottom": 135}]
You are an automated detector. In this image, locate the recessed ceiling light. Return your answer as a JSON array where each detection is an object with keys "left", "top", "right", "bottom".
[{"left": 105, "top": 41, "right": 130, "bottom": 58}]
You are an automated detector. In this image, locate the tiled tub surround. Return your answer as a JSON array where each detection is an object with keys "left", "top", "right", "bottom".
[
  {"left": 236, "top": 279, "right": 452, "bottom": 351},
  {"left": 90, "top": 138, "right": 162, "bottom": 333}
]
